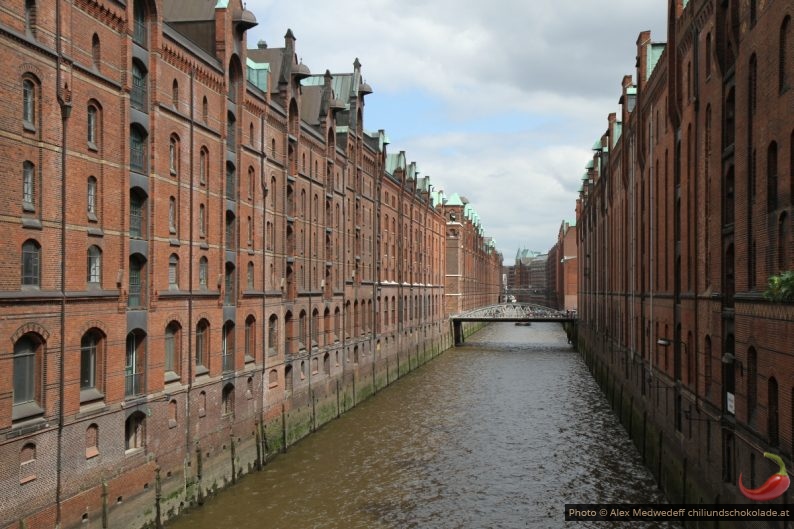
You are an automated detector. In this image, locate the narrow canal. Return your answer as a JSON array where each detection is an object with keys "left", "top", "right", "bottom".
[{"left": 168, "top": 323, "right": 680, "bottom": 528}]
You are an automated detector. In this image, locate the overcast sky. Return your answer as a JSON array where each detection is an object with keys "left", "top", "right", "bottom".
[{"left": 244, "top": 1, "right": 668, "bottom": 264}]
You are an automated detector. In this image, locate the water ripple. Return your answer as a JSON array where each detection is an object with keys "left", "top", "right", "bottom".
[{"left": 168, "top": 323, "right": 681, "bottom": 529}]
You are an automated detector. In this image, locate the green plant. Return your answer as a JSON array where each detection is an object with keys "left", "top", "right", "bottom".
[{"left": 764, "top": 271, "right": 794, "bottom": 302}]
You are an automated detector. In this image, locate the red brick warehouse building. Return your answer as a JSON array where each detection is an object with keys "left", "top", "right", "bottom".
[
  {"left": 0, "top": 1, "right": 503, "bottom": 528},
  {"left": 577, "top": 0, "right": 793, "bottom": 520}
]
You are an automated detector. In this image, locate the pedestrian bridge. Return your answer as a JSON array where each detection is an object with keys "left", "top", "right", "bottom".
[{"left": 450, "top": 303, "right": 576, "bottom": 345}]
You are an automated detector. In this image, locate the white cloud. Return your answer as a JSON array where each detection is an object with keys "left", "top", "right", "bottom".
[{"left": 244, "top": 0, "right": 667, "bottom": 262}]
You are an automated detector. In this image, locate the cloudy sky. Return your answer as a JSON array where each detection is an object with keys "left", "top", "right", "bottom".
[{"left": 244, "top": 1, "right": 668, "bottom": 264}]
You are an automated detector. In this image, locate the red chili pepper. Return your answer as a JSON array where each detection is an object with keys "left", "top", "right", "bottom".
[{"left": 738, "top": 452, "right": 791, "bottom": 502}]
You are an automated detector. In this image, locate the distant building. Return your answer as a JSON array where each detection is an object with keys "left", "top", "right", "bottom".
[{"left": 549, "top": 220, "right": 577, "bottom": 311}]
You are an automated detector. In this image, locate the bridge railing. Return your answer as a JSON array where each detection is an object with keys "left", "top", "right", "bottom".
[{"left": 452, "top": 303, "right": 576, "bottom": 321}]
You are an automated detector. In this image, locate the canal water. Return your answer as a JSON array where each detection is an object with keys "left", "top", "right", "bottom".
[{"left": 168, "top": 323, "right": 680, "bottom": 528}]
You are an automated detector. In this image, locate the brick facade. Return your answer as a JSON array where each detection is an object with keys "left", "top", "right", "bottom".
[
  {"left": 577, "top": 0, "right": 794, "bottom": 521},
  {"left": 0, "top": 2, "right": 503, "bottom": 528}
]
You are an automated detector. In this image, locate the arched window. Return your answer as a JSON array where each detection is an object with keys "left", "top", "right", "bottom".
[
  {"left": 20, "top": 442, "right": 36, "bottom": 483},
  {"left": 164, "top": 322, "right": 181, "bottom": 378},
  {"left": 80, "top": 329, "right": 104, "bottom": 400},
  {"left": 247, "top": 261, "right": 254, "bottom": 289},
  {"left": 169, "top": 135, "right": 179, "bottom": 175},
  {"left": 781, "top": 16, "right": 791, "bottom": 94},
  {"left": 168, "top": 253, "right": 179, "bottom": 289},
  {"left": 270, "top": 174, "right": 277, "bottom": 209},
  {"left": 248, "top": 166, "right": 255, "bottom": 199},
  {"left": 168, "top": 196, "right": 177, "bottom": 233},
  {"left": 132, "top": 0, "right": 147, "bottom": 48},
  {"left": 172, "top": 79, "right": 179, "bottom": 108},
  {"left": 224, "top": 262, "right": 235, "bottom": 305},
  {"left": 268, "top": 314, "right": 278, "bottom": 355},
  {"left": 323, "top": 352, "right": 330, "bottom": 375},
  {"left": 334, "top": 307, "right": 341, "bottom": 341},
  {"left": 87, "top": 176, "right": 98, "bottom": 219},
  {"left": 124, "top": 330, "right": 146, "bottom": 397},
  {"left": 87, "top": 104, "right": 99, "bottom": 148},
  {"left": 195, "top": 319, "right": 209, "bottom": 371},
  {"left": 225, "top": 210, "right": 236, "bottom": 250},
  {"left": 130, "top": 124, "right": 147, "bottom": 172},
  {"left": 130, "top": 187, "right": 147, "bottom": 239},
  {"left": 245, "top": 315, "right": 256, "bottom": 361},
  {"left": 222, "top": 321, "right": 235, "bottom": 372},
  {"left": 87, "top": 245, "right": 102, "bottom": 285},
  {"left": 23, "top": 161, "right": 35, "bottom": 210},
  {"left": 227, "top": 111, "right": 236, "bottom": 151},
  {"left": 91, "top": 34, "right": 100, "bottom": 69},
  {"left": 131, "top": 61, "right": 148, "bottom": 112},
  {"left": 85, "top": 424, "right": 99, "bottom": 458},
  {"left": 769, "top": 377, "right": 780, "bottom": 446},
  {"left": 13, "top": 333, "right": 43, "bottom": 420},
  {"left": 21, "top": 239, "right": 41, "bottom": 287},
  {"left": 202, "top": 96, "right": 208, "bottom": 123},
  {"left": 199, "top": 147, "right": 208, "bottom": 185},
  {"left": 747, "top": 347, "right": 758, "bottom": 422},
  {"left": 222, "top": 384, "right": 235, "bottom": 416},
  {"left": 298, "top": 310, "right": 307, "bottom": 350},
  {"left": 24, "top": 0, "right": 36, "bottom": 36},
  {"left": 125, "top": 412, "right": 145, "bottom": 451},
  {"left": 705, "top": 33, "right": 712, "bottom": 77},
  {"left": 198, "top": 203, "right": 206, "bottom": 237},
  {"left": 226, "top": 162, "right": 236, "bottom": 200},
  {"left": 779, "top": 212, "right": 788, "bottom": 272},
  {"left": 198, "top": 256, "right": 208, "bottom": 289},
  {"left": 284, "top": 365, "right": 293, "bottom": 393},
  {"left": 22, "top": 78, "right": 36, "bottom": 128},
  {"left": 768, "top": 141, "right": 778, "bottom": 212},
  {"left": 128, "top": 254, "right": 146, "bottom": 308}
]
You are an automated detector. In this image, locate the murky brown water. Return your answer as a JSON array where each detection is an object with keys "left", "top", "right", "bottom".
[{"left": 168, "top": 323, "right": 680, "bottom": 528}]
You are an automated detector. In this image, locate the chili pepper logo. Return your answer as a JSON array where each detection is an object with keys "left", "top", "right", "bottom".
[{"left": 738, "top": 452, "right": 791, "bottom": 502}]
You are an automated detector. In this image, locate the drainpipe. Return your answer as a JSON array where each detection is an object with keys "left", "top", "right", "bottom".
[
  {"left": 691, "top": 26, "right": 700, "bottom": 413},
  {"left": 185, "top": 68, "right": 195, "bottom": 487},
  {"left": 55, "top": 1, "right": 72, "bottom": 527},
  {"left": 259, "top": 109, "right": 267, "bottom": 462}
]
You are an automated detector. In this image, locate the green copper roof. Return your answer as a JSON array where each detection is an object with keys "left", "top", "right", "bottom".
[
  {"left": 585, "top": 160, "right": 594, "bottom": 169},
  {"left": 215, "top": 0, "right": 229, "bottom": 8},
  {"left": 446, "top": 193, "right": 464, "bottom": 206},
  {"left": 592, "top": 140, "right": 602, "bottom": 150},
  {"left": 647, "top": 43, "right": 666, "bottom": 79},
  {"left": 385, "top": 152, "right": 406, "bottom": 176},
  {"left": 246, "top": 58, "right": 269, "bottom": 92},
  {"left": 613, "top": 121, "right": 623, "bottom": 145}
]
